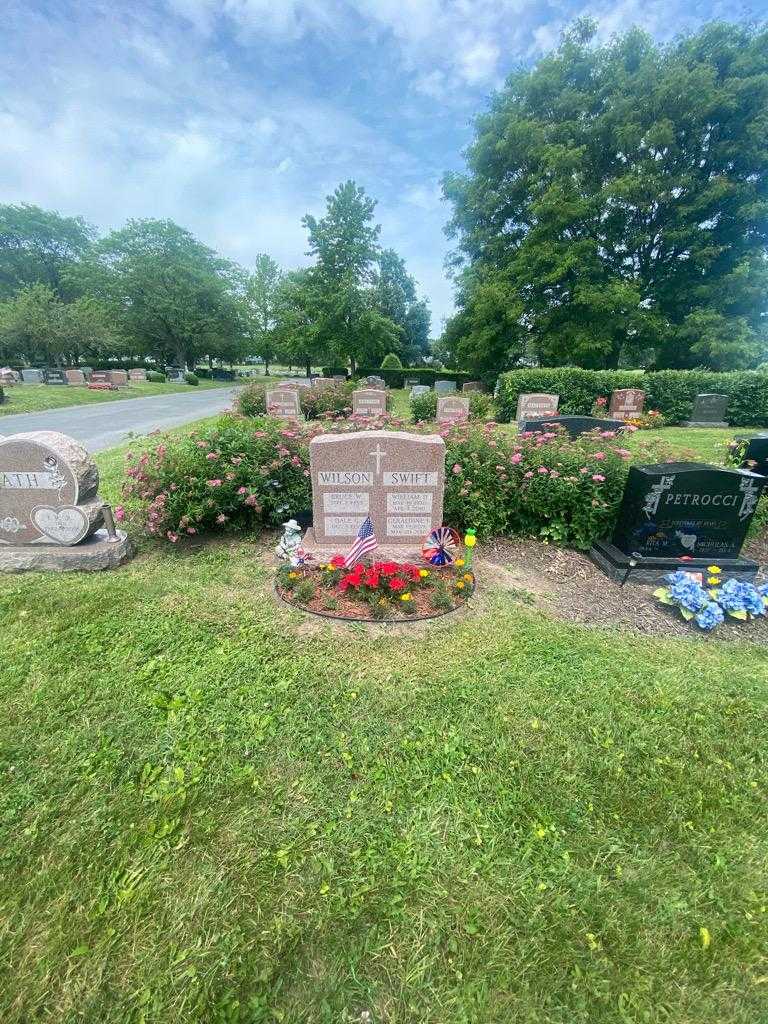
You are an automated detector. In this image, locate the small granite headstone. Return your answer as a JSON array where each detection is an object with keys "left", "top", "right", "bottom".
[
  {"left": 405, "top": 378, "right": 419, "bottom": 387},
  {"left": 609, "top": 388, "right": 645, "bottom": 421},
  {"left": 211, "top": 368, "right": 235, "bottom": 381},
  {"left": 410, "top": 385, "right": 431, "bottom": 398},
  {"left": 365, "top": 375, "right": 386, "bottom": 389},
  {"left": 0, "top": 430, "right": 131, "bottom": 572},
  {"left": 301, "top": 429, "right": 445, "bottom": 561},
  {"left": 312, "top": 377, "right": 335, "bottom": 390},
  {"left": 462, "top": 381, "right": 483, "bottom": 392},
  {"left": 80, "top": 366, "right": 94, "bottom": 380},
  {"left": 739, "top": 434, "right": 768, "bottom": 477},
  {"left": 590, "top": 462, "right": 764, "bottom": 582},
  {"left": 110, "top": 370, "right": 128, "bottom": 386},
  {"left": 520, "top": 415, "right": 624, "bottom": 438},
  {"left": 90, "top": 371, "right": 110, "bottom": 384},
  {"left": 437, "top": 395, "right": 470, "bottom": 424},
  {"left": 333, "top": 375, "right": 347, "bottom": 383},
  {"left": 43, "top": 369, "right": 68, "bottom": 386},
  {"left": 21, "top": 368, "right": 44, "bottom": 384},
  {"left": 165, "top": 366, "right": 185, "bottom": 381},
  {"left": 516, "top": 393, "right": 559, "bottom": 424},
  {"left": 352, "top": 389, "right": 387, "bottom": 417},
  {"left": 129, "top": 368, "right": 148, "bottom": 381},
  {"left": 64, "top": 369, "right": 86, "bottom": 385},
  {"left": 265, "top": 388, "right": 302, "bottom": 419},
  {"left": 434, "top": 380, "right": 457, "bottom": 395},
  {"left": 0, "top": 368, "right": 18, "bottom": 386},
  {"left": 684, "top": 393, "right": 730, "bottom": 428}
]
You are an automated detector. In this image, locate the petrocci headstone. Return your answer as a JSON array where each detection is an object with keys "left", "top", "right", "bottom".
[
  {"left": 684, "top": 393, "right": 730, "bottom": 428},
  {"left": 437, "top": 395, "right": 470, "bottom": 424},
  {"left": 516, "top": 393, "right": 559, "bottom": 424},
  {"left": 590, "top": 462, "right": 764, "bottom": 583},
  {"left": 301, "top": 430, "right": 445, "bottom": 561},
  {"left": 608, "top": 388, "right": 645, "bottom": 421},
  {"left": 266, "top": 388, "right": 302, "bottom": 419},
  {"left": 353, "top": 389, "right": 387, "bottom": 417},
  {"left": 0, "top": 431, "right": 131, "bottom": 572}
]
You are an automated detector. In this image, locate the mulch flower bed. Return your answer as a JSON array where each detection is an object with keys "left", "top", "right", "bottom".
[{"left": 276, "top": 556, "right": 475, "bottom": 621}]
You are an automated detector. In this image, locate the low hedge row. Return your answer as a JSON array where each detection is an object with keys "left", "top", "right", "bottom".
[
  {"left": 496, "top": 368, "right": 768, "bottom": 426},
  {"left": 322, "top": 367, "right": 477, "bottom": 388},
  {"left": 410, "top": 389, "right": 494, "bottom": 422},
  {"left": 236, "top": 380, "right": 360, "bottom": 419}
]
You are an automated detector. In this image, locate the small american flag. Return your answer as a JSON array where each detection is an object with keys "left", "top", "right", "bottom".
[{"left": 343, "top": 516, "right": 378, "bottom": 567}]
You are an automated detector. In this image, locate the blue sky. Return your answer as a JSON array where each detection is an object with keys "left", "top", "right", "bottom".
[{"left": 2, "top": 1, "right": 765, "bottom": 330}]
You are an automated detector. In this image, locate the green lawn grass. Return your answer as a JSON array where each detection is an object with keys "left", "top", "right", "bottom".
[
  {"left": 0, "top": 379, "right": 235, "bottom": 417},
  {"left": 1, "top": 426, "right": 767, "bottom": 1023}
]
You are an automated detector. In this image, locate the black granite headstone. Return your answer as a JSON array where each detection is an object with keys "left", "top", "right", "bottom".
[
  {"left": 43, "top": 368, "right": 69, "bottom": 386},
  {"left": 684, "top": 393, "right": 729, "bottom": 427},
  {"left": 211, "top": 368, "right": 235, "bottom": 381},
  {"left": 165, "top": 366, "right": 185, "bottom": 381},
  {"left": 519, "top": 415, "right": 625, "bottom": 438},
  {"left": 591, "top": 462, "right": 764, "bottom": 582},
  {"left": 740, "top": 434, "right": 768, "bottom": 477}
]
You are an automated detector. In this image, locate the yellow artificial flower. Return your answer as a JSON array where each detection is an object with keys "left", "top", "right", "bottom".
[
  {"left": 456, "top": 581, "right": 465, "bottom": 590},
  {"left": 400, "top": 592, "right": 412, "bottom": 602},
  {"left": 287, "top": 571, "right": 299, "bottom": 579},
  {"left": 707, "top": 565, "right": 722, "bottom": 575},
  {"left": 455, "top": 557, "right": 465, "bottom": 567},
  {"left": 378, "top": 598, "right": 387, "bottom": 606},
  {"left": 325, "top": 564, "right": 335, "bottom": 571},
  {"left": 707, "top": 576, "right": 720, "bottom": 586},
  {"left": 419, "top": 569, "right": 430, "bottom": 578},
  {"left": 463, "top": 573, "right": 473, "bottom": 582}
]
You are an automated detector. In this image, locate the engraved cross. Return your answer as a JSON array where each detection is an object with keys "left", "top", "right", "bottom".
[{"left": 368, "top": 442, "right": 387, "bottom": 476}]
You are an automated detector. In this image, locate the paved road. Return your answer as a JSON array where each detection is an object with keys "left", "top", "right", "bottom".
[{"left": 0, "top": 387, "right": 240, "bottom": 452}]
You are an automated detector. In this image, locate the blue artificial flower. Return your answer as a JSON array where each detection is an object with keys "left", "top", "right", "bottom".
[
  {"left": 715, "top": 578, "right": 747, "bottom": 613},
  {"left": 757, "top": 582, "right": 768, "bottom": 599},
  {"left": 740, "top": 582, "right": 766, "bottom": 617},
  {"left": 695, "top": 601, "right": 724, "bottom": 631},
  {"left": 666, "top": 571, "right": 709, "bottom": 613}
]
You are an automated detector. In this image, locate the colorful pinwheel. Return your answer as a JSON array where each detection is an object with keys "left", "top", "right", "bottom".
[{"left": 422, "top": 526, "right": 461, "bottom": 566}]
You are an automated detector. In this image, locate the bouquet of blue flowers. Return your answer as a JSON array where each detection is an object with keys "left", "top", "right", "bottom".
[{"left": 655, "top": 567, "right": 768, "bottom": 632}]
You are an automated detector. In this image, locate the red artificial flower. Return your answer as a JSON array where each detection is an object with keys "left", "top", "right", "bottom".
[
  {"left": 375, "top": 561, "right": 399, "bottom": 576},
  {"left": 388, "top": 577, "right": 407, "bottom": 591},
  {"left": 362, "top": 570, "right": 380, "bottom": 588},
  {"left": 339, "top": 571, "right": 363, "bottom": 592},
  {"left": 329, "top": 554, "right": 346, "bottom": 568}
]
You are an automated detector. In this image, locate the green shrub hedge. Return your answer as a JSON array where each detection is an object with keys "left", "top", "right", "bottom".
[
  {"left": 322, "top": 366, "right": 476, "bottom": 388},
  {"left": 236, "top": 380, "right": 356, "bottom": 420},
  {"left": 380, "top": 353, "right": 402, "bottom": 368},
  {"left": 185, "top": 372, "right": 200, "bottom": 386},
  {"left": 146, "top": 371, "right": 166, "bottom": 383},
  {"left": 410, "top": 389, "right": 494, "bottom": 422},
  {"left": 496, "top": 368, "right": 768, "bottom": 426}
]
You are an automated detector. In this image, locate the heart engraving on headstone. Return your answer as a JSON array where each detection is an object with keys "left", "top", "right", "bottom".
[{"left": 31, "top": 505, "right": 89, "bottom": 545}]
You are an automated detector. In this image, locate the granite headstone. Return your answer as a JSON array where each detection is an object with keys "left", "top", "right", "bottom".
[
  {"left": 0, "top": 431, "right": 131, "bottom": 572},
  {"left": 462, "top": 381, "right": 483, "bottom": 392},
  {"left": 266, "top": 388, "right": 302, "bottom": 419},
  {"left": 609, "top": 388, "right": 645, "bottom": 421},
  {"left": 21, "top": 368, "right": 44, "bottom": 384},
  {"left": 301, "top": 429, "right": 445, "bottom": 560},
  {"left": 516, "top": 393, "right": 559, "bottom": 424},
  {"left": 43, "top": 368, "right": 68, "bottom": 386},
  {"left": 64, "top": 369, "right": 86, "bottom": 385},
  {"left": 365, "top": 375, "right": 386, "bottom": 390},
  {"left": 684, "top": 393, "right": 730, "bottom": 428},
  {"left": 165, "top": 366, "right": 185, "bottom": 381},
  {"left": 410, "top": 385, "right": 431, "bottom": 398},
  {"left": 739, "top": 434, "right": 768, "bottom": 477},
  {"left": 437, "top": 395, "right": 470, "bottom": 424},
  {"left": 129, "top": 368, "right": 148, "bottom": 381},
  {"left": 353, "top": 389, "right": 387, "bottom": 417},
  {"left": 434, "top": 380, "right": 457, "bottom": 395},
  {"left": 590, "top": 462, "right": 764, "bottom": 582}
]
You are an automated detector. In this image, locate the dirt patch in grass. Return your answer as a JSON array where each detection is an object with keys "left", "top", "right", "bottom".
[{"left": 481, "top": 536, "right": 768, "bottom": 645}]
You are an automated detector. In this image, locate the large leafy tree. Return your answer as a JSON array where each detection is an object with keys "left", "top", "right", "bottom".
[
  {"left": 0, "top": 284, "right": 117, "bottom": 365},
  {"left": 444, "top": 20, "right": 768, "bottom": 371},
  {"left": 243, "top": 254, "right": 283, "bottom": 374},
  {"left": 303, "top": 181, "right": 400, "bottom": 371},
  {"left": 0, "top": 203, "right": 96, "bottom": 301},
  {"left": 74, "top": 219, "right": 244, "bottom": 368},
  {"left": 375, "top": 249, "right": 431, "bottom": 362}
]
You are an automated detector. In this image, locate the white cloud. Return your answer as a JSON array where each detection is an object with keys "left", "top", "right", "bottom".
[{"left": 457, "top": 37, "right": 500, "bottom": 85}]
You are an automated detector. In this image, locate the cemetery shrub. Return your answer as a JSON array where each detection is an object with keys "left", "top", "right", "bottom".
[
  {"left": 496, "top": 368, "right": 768, "bottom": 425},
  {"left": 122, "top": 415, "right": 311, "bottom": 540},
  {"left": 0, "top": 385, "right": 4, "bottom": 403},
  {"left": 380, "top": 352, "right": 402, "bottom": 368},
  {"left": 146, "top": 370, "right": 166, "bottom": 383},
  {"left": 194, "top": 366, "right": 212, "bottom": 378},
  {"left": 411, "top": 389, "right": 494, "bottom": 422},
  {"left": 235, "top": 381, "right": 268, "bottom": 416},
  {"left": 300, "top": 381, "right": 355, "bottom": 419},
  {"left": 347, "top": 367, "right": 475, "bottom": 389},
  {"left": 185, "top": 372, "right": 200, "bottom": 386}
]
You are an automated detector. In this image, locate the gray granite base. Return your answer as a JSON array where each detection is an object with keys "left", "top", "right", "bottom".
[
  {"left": 589, "top": 539, "right": 759, "bottom": 584},
  {"left": 0, "top": 529, "right": 133, "bottom": 573},
  {"left": 300, "top": 528, "right": 424, "bottom": 564},
  {"left": 682, "top": 420, "right": 729, "bottom": 428}
]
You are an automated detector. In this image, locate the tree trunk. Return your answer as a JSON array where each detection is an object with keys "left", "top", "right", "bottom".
[
  {"left": 305, "top": 358, "right": 311, "bottom": 378},
  {"left": 264, "top": 357, "right": 270, "bottom": 376},
  {"left": 350, "top": 355, "right": 357, "bottom": 374}
]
